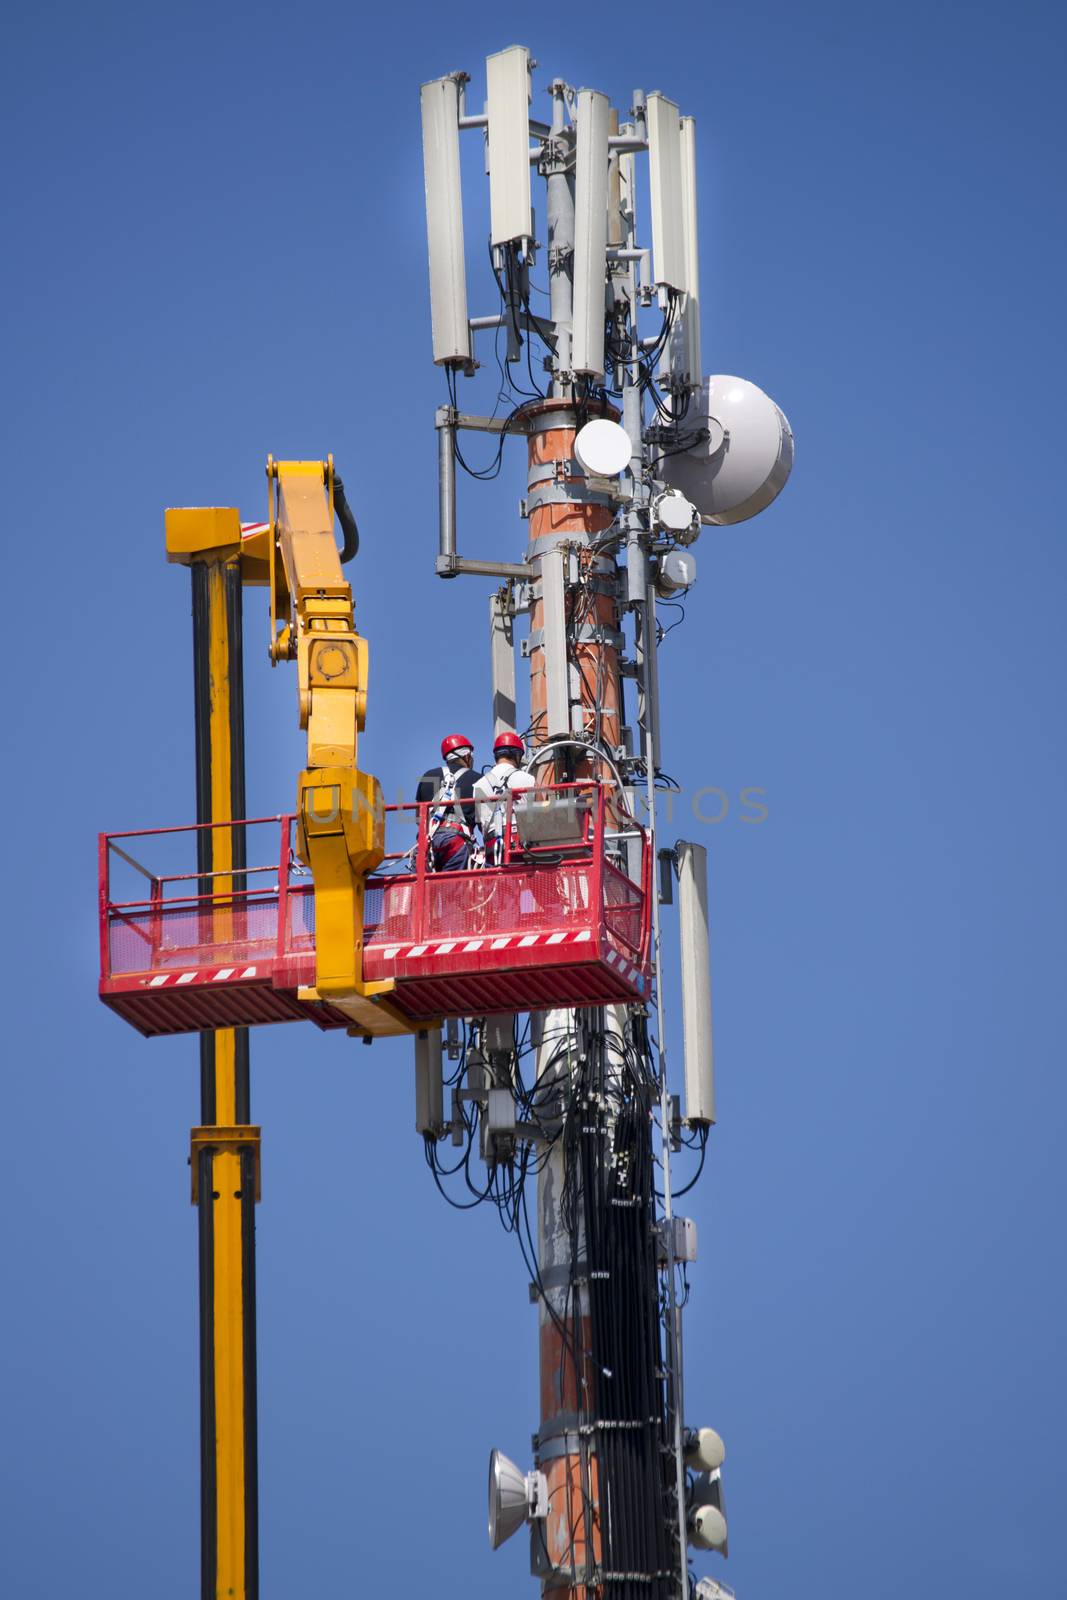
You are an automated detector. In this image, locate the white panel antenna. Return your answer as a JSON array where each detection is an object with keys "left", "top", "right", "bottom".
[
  {"left": 680, "top": 118, "right": 702, "bottom": 384},
  {"left": 571, "top": 88, "right": 611, "bottom": 379},
  {"left": 540, "top": 548, "right": 571, "bottom": 739},
  {"left": 661, "top": 116, "right": 702, "bottom": 387},
  {"left": 489, "top": 590, "right": 517, "bottom": 738},
  {"left": 677, "top": 841, "right": 715, "bottom": 1126},
  {"left": 420, "top": 75, "right": 472, "bottom": 367},
  {"left": 646, "top": 93, "right": 685, "bottom": 292},
  {"left": 616, "top": 144, "right": 635, "bottom": 250},
  {"left": 414, "top": 1027, "right": 444, "bottom": 1134},
  {"left": 607, "top": 109, "right": 623, "bottom": 247},
  {"left": 486, "top": 45, "right": 533, "bottom": 247}
]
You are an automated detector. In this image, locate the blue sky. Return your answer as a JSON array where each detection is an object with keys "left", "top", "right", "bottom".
[{"left": 3, "top": 2, "right": 1065, "bottom": 1596}]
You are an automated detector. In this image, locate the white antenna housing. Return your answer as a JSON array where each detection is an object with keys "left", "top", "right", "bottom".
[
  {"left": 571, "top": 87, "right": 611, "bottom": 379},
  {"left": 540, "top": 548, "right": 573, "bottom": 738},
  {"left": 684, "top": 1427, "right": 726, "bottom": 1473},
  {"left": 661, "top": 376, "right": 794, "bottom": 525},
  {"left": 420, "top": 75, "right": 472, "bottom": 367},
  {"left": 660, "top": 116, "right": 702, "bottom": 387},
  {"left": 486, "top": 45, "right": 533, "bottom": 247},
  {"left": 574, "top": 418, "right": 632, "bottom": 477},
  {"left": 677, "top": 841, "right": 715, "bottom": 1126},
  {"left": 647, "top": 93, "right": 685, "bottom": 292},
  {"left": 414, "top": 1027, "right": 444, "bottom": 1134},
  {"left": 679, "top": 117, "right": 702, "bottom": 384}
]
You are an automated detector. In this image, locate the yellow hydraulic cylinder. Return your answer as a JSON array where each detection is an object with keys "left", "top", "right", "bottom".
[{"left": 297, "top": 765, "right": 386, "bottom": 997}]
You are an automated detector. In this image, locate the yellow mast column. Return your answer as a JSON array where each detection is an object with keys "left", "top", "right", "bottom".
[{"left": 166, "top": 507, "right": 259, "bottom": 1600}]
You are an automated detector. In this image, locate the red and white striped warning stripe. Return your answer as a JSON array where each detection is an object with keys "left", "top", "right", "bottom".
[
  {"left": 367, "top": 928, "right": 646, "bottom": 991},
  {"left": 142, "top": 965, "right": 260, "bottom": 989},
  {"left": 602, "top": 945, "right": 647, "bottom": 994},
  {"left": 370, "top": 929, "right": 592, "bottom": 961},
  {"left": 240, "top": 521, "right": 269, "bottom": 539},
  {"left": 130, "top": 939, "right": 646, "bottom": 995}
]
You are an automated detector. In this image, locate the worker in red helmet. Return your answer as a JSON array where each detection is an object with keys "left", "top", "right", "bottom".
[
  {"left": 475, "top": 731, "right": 535, "bottom": 865},
  {"left": 416, "top": 734, "right": 479, "bottom": 871}
]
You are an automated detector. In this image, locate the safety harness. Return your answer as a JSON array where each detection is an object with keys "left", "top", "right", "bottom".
[
  {"left": 481, "top": 762, "right": 534, "bottom": 863},
  {"left": 429, "top": 764, "right": 474, "bottom": 841}
]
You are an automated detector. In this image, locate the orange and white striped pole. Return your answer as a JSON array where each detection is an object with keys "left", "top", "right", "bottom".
[{"left": 525, "top": 397, "right": 626, "bottom": 1600}]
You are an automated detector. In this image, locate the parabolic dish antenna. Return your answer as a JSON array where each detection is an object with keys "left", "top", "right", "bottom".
[
  {"left": 660, "top": 376, "right": 794, "bottom": 525},
  {"left": 574, "top": 417, "right": 632, "bottom": 477},
  {"left": 488, "top": 1449, "right": 530, "bottom": 1549}
]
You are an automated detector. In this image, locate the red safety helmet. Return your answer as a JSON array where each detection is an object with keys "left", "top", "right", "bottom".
[
  {"left": 441, "top": 733, "right": 474, "bottom": 760},
  {"left": 493, "top": 731, "right": 525, "bottom": 759}
]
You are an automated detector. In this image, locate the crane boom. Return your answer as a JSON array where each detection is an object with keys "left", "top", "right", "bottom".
[
  {"left": 266, "top": 458, "right": 413, "bottom": 1035},
  {"left": 209, "top": 458, "right": 407, "bottom": 1039}
]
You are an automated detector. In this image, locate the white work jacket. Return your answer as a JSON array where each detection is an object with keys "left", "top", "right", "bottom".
[{"left": 474, "top": 762, "right": 535, "bottom": 840}]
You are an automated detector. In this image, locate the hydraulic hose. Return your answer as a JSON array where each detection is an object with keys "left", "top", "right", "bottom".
[{"left": 333, "top": 472, "right": 360, "bottom": 562}]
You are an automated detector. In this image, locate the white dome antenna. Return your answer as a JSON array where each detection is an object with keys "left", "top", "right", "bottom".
[
  {"left": 574, "top": 418, "right": 633, "bottom": 477},
  {"left": 661, "top": 375, "right": 794, "bottom": 525}
]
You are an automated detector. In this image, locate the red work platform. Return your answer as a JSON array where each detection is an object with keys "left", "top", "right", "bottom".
[{"left": 99, "top": 787, "right": 651, "bottom": 1038}]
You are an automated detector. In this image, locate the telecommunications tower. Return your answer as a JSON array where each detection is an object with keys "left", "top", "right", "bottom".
[{"left": 419, "top": 45, "right": 793, "bottom": 1600}]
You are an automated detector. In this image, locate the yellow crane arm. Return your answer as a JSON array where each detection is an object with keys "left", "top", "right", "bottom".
[
  {"left": 166, "top": 461, "right": 412, "bottom": 1037},
  {"left": 265, "top": 458, "right": 409, "bottom": 1034}
]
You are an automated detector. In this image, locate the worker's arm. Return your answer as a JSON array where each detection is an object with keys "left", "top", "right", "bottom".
[
  {"left": 416, "top": 770, "right": 440, "bottom": 805},
  {"left": 472, "top": 772, "right": 493, "bottom": 836}
]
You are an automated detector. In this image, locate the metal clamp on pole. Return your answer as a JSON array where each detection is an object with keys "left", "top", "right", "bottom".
[{"left": 190, "top": 1126, "right": 263, "bottom": 1204}]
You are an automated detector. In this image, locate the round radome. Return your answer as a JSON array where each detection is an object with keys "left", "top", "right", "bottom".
[
  {"left": 574, "top": 418, "right": 633, "bottom": 478},
  {"left": 690, "top": 1503, "right": 728, "bottom": 1551},
  {"left": 661, "top": 375, "right": 794, "bottom": 525},
  {"left": 655, "top": 490, "right": 697, "bottom": 533}
]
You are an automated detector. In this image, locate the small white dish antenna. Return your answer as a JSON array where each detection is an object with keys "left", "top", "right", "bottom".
[
  {"left": 661, "top": 376, "right": 794, "bottom": 525},
  {"left": 574, "top": 418, "right": 632, "bottom": 478}
]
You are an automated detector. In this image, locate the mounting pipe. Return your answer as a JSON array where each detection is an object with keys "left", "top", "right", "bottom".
[
  {"left": 436, "top": 554, "right": 531, "bottom": 580},
  {"left": 435, "top": 407, "right": 529, "bottom": 579},
  {"left": 438, "top": 413, "right": 457, "bottom": 574}
]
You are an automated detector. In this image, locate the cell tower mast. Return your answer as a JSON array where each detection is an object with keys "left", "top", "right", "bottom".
[{"left": 420, "top": 44, "right": 792, "bottom": 1600}]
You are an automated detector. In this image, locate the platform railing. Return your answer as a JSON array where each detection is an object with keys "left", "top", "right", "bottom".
[{"left": 100, "top": 784, "right": 650, "bottom": 981}]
